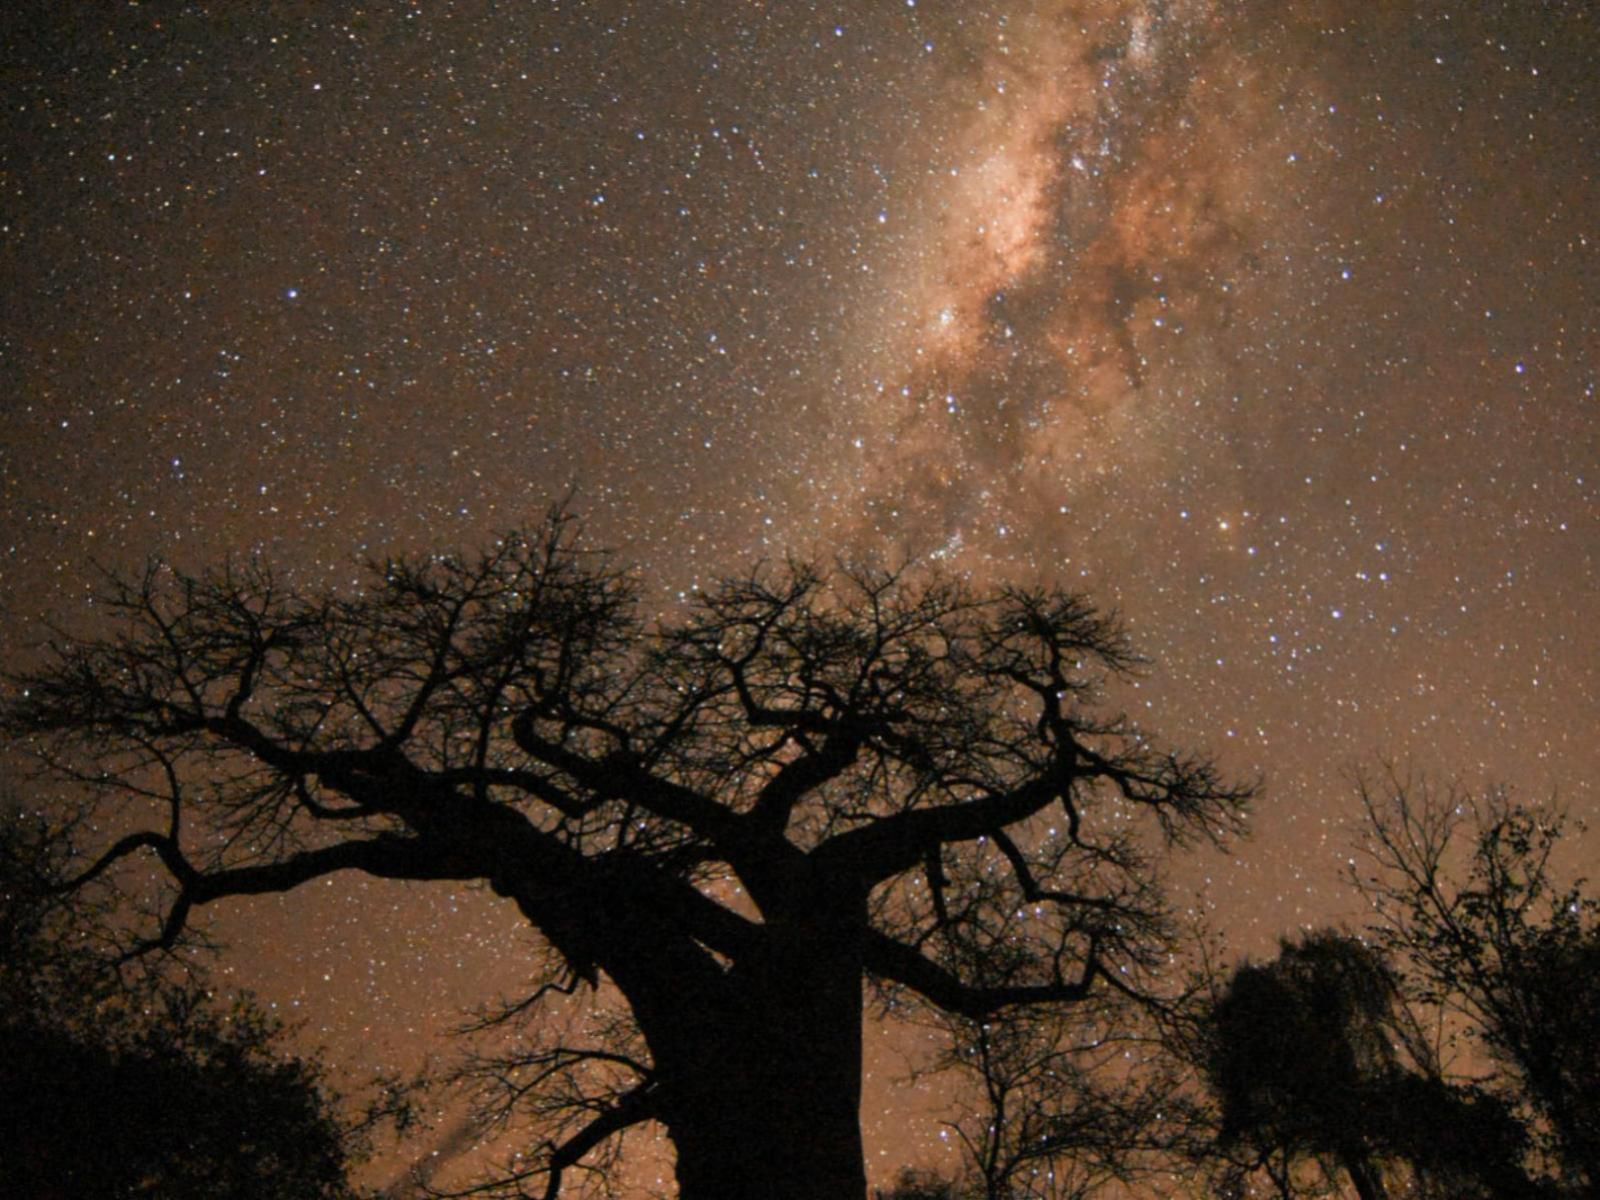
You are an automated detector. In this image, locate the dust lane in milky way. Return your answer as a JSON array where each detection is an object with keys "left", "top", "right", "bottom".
[{"left": 1, "top": 0, "right": 1595, "bottom": 1190}]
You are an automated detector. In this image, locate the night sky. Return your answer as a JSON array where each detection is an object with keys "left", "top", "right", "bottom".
[{"left": 3, "top": 1, "right": 1597, "bottom": 1192}]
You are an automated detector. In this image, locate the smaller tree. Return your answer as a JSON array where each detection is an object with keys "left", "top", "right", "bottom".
[
  {"left": 1354, "top": 776, "right": 1600, "bottom": 1192},
  {"left": 0, "top": 808, "right": 386, "bottom": 1199},
  {"left": 925, "top": 999, "right": 1193, "bottom": 1200},
  {"left": 1192, "top": 927, "right": 1542, "bottom": 1200},
  {"left": 1200, "top": 931, "right": 1412, "bottom": 1200}
]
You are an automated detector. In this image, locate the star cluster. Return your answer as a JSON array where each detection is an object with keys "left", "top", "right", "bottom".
[{"left": 2, "top": 0, "right": 1596, "bottom": 1191}]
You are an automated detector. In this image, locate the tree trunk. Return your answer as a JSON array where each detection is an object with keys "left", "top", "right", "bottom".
[
  {"left": 666, "top": 1068, "right": 867, "bottom": 1199},
  {"left": 639, "top": 903, "right": 869, "bottom": 1199}
]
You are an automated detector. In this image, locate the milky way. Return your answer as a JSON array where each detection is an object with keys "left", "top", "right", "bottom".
[{"left": 2, "top": 1, "right": 1596, "bottom": 1191}]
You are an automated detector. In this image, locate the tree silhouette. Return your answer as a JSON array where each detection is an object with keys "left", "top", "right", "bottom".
[
  {"left": 922, "top": 979, "right": 1194, "bottom": 1199},
  {"left": 1196, "top": 927, "right": 1541, "bottom": 1200},
  {"left": 3, "top": 510, "right": 1247, "bottom": 1199},
  {"left": 0, "top": 812, "right": 373, "bottom": 1199},
  {"left": 1355, "top": 777, "right": 1600, "bottom": 1193},
  {"left": 1202, "top": 932, "right": 1409, "bottom": 1200}
]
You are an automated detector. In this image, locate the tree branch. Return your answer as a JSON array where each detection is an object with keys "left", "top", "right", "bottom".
[
  {"left": 865, "top": 928, "right": 1102, "bottom": 1019},
  {"left": 539, "top": 1081, "right": 659, "bottom": 1200},
  {"left": 819, "top": 775, "right": 1061, "bottom": 884},
  {"left": 511, "top": 709, "right": 741, "bottom": 842},
  {"left": 111, "top": 834, "right": 478, "bottom": 960}
]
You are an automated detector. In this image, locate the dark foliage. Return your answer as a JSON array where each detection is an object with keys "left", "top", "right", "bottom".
[
  {"left": 1203, "top": 932, "right": 1412, "bottom": 1200},
  {"left": 1199, "top": 930, "right": 1538, "bottom": 1200},
  {"left": 0, "top": 999, "right": 359, "bottom": 1200},
  {"left": 0, "top": 814, "right": 364, "bottom": 1200}
]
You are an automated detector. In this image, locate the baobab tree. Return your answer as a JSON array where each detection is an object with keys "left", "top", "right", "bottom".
[{"left": 4, "top": 509, "right": 1247, "bottom": 1198}]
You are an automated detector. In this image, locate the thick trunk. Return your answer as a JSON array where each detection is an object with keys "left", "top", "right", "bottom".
[
  {"left": 667, "top": 1072, "right": 867, "bottom": 1199},
  {"left": 639, "top": 903, "right": 869, "bottom": 1199}
]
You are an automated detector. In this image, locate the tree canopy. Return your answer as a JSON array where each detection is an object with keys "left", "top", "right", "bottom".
[
  {"left": 1197, "top": 930, "right": 1536, "bottom": 1200},
  {"left": 3, "top": 509, "right": 1248, "bottom": 1198},
  {"left": 0, "top": 812, "right": 370, "bottom": 1199},
  {"left": 1355, "top": 779, "right": 1600, "bottom": 1193},
  {"left": 1183, "top": 780, "right": 1599, "bottom": 1200}
]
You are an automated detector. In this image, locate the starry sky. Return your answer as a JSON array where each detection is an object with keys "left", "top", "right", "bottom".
[{"left": 2, "top": 0, "right": 1597, "bottom": 1192}]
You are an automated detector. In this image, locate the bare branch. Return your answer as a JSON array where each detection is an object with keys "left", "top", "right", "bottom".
[{"left": 865, "top": 928, "right": 1102, "bottom": 1019}]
